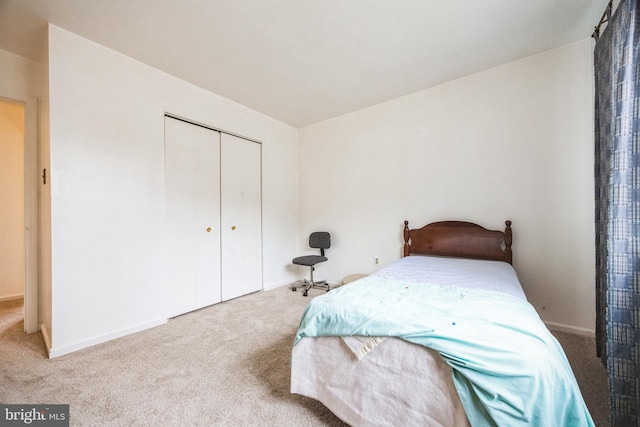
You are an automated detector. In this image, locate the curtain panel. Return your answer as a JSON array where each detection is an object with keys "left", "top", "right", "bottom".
[{"left": 594, "top": 0, "right": 640, "bottom": 425}]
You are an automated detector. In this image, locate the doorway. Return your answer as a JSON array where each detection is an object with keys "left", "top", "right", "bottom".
[
  {"left": 0, "top": 94, "right": 38, "bottom": 333},
  {"left": 0, "top": 99, "right": 25, "bottom": 306}
]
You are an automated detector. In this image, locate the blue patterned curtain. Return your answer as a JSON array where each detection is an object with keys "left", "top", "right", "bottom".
[{"left": 594, "top": 0, "right": 640, "bottom": 425}]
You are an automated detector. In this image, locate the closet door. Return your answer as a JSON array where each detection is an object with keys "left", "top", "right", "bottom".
[
  {"left": 165, "top": 117, "right": 221, "bottom": 317},
  {"left": 221, "top": 133, "right": 262, "bottom": 300}
]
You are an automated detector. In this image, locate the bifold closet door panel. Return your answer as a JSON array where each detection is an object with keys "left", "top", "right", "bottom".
[
  {"left": 165, "top": 117, "right": 222, "bottom": 317},
  {"left": 221, "top": 133, "right": 262, "bottom": 301}
]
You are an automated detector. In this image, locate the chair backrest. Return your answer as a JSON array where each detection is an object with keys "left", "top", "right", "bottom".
[{"left": 309, "top": 232, "right": 331, "bottom": 256}]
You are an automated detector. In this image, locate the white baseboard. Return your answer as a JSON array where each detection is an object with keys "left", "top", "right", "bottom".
[
  {"left": 263, "top": 279, "right": 300, "bottom": 291},
  {"left": 0, "top": 293, "right": 24, "bottom": 302},
  {"left": 47, "top": 318, "right": 167, "bottom": 359},
  {"left": 544, "top": 321, "right": 595, "bottom": 338}
]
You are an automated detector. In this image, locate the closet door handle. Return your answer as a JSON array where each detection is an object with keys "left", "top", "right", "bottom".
[
  {"left": 206, "top": 227, "right": 212, "bottom": 232},
  {"left": 231, "top": 226, "right": 236, "bottom": 230}
]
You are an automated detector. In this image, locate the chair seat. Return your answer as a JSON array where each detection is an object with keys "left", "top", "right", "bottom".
[{"left": 292, "top": 255, "right": 328, "bottom": 267}]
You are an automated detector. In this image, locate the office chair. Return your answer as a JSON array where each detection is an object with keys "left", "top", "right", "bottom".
[{"left": 291, "top": 232, "right": 331, "bottom": 296}]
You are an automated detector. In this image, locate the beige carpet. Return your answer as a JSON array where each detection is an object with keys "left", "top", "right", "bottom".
[{"left": 0, "top": 286, "right": 609, "bottom": 426}]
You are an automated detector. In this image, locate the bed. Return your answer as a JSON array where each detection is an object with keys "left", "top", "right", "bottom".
[{"left": 290, "top": 220, "right": 594, "bottom": 427}]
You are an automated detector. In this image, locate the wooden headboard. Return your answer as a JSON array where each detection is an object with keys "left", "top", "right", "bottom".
[{"left": 403, "top": 220, "right": 512, "bottom": 264}]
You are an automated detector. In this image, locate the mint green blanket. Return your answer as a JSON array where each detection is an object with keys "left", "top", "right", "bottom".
[{"left": 294, "top": 276, "right": 594, "bottom": 427}]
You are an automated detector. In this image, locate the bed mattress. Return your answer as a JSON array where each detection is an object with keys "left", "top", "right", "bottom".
[{"left": 291, "top": 256, "right": 592, "bottom": 426}]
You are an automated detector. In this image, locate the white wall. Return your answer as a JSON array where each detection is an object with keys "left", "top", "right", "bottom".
[
  {"left": 299, "top": 39, "right": 595, "bottom": 335},
  {"left": 0, "top": 49, "right": 42, "bottom": 97},
  {"left": 47, "top": 25, "right": 299, "bottom": 357},
  {"left": 0, "top": 100, "right": 24, "bottom": 301}
]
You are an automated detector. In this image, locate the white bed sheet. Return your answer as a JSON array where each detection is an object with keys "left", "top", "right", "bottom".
[
  {"left": 372, "top": 255, "right": 526, "bottom": 299},
  {"left": 290, "top": 255, "right": 526, "bottom": 426},
  {"left": 292, "top": 336, "right": 470, "bottom": 427}
]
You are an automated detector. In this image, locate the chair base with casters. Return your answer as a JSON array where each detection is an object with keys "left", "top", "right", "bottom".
[
  {"left": 291, "top": 264, "right": 330, "bottom": 296},
  {"left": 292, "top": 231, "right": 331, "bottom": 297}
]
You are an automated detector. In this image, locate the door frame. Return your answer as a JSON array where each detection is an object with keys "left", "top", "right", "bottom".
[{"left": 1, "top": 91, "right": 39, "bottom": 333}]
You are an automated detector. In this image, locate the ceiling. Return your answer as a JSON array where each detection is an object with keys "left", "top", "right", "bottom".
[{"left": 0, "top": 0, "right": 606, "bottom": 128}]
